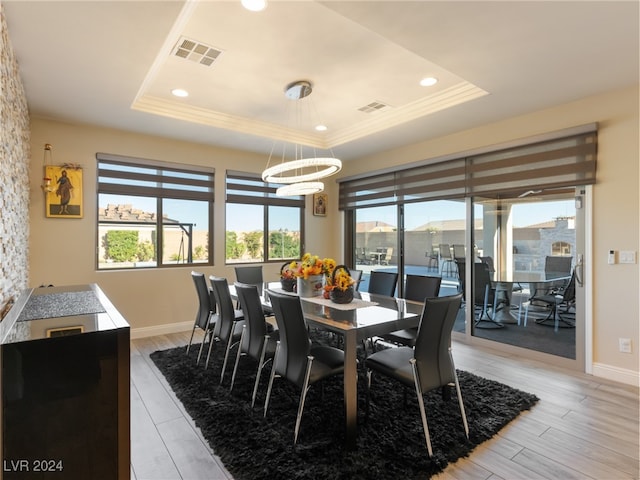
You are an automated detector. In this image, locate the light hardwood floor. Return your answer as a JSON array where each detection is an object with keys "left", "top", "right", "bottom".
[{"left": 131, "top": 332, "right": 639, "bottom": 480}]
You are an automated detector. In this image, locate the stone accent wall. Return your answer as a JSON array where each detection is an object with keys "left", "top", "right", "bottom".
[{"left": 0, "top": 4, "right": 31, "bottom": 315}]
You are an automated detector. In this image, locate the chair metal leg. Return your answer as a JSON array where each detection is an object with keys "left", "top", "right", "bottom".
[
  {"left": 294, "top": 356, "right": 314, "bottom": 445},
  {"left": 263, "top": 341, "right": 281, "bottom": 417},
  {"left": 475, "top": 285, "right": 504, "bottom": 329},
  {"left": 365, "top": 369, "right": 372, "bottom": 420},
  {"left": 196, "top": 330, "right": 210, "bottom": 364},
  {"left": 186, "top": 325, "right": 197, "bottom": 354},
  {"left": 519, "top": 301, "right": 528, "bottom": 326},
  {"left": 251, "top": 336, "right": 270, "bottom": 408},
  {"left": 220, "top": 328, "right": 239, "bottom": 384},
  {"left": 204, "top": 334, "right": 216, "bottom": 369},
  {"left": 452, "top": 369, "right": 469, "bottom": 438},
  {"left": 230, "top": 325, "right": 247, "bottom": 391},
  {"left": 410, "top": 358, "right": 433, "bottom": 457}
]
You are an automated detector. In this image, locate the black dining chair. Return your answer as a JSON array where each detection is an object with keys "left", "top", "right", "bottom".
[
  {"left": 365, "top": 293, "right": 468, "bottom": 457},
  {"left": 362, "top": 271, "right": 400, "bottom": 353},
  {"left": 234, "top": 265, "right": 263, "bottom": 306},
  {"left": 231, "top": 282, "right": 279, "bottom": 407},
  {"left": 263, "top": 289, "right": 345, "bottom": 444},
  {"left": 379, "top": 275, "right": 442, "bottom": 348},
  {"left": 522, "top": 267, "right": 577, "bottom": 331},
  {"left": 473, "top": 262, "right": 503, "bottom": 328},
  {"left": 368, "top": 271, "right": 398, "bottom": 296},
  {"left": 187, "top": 271, "right": 218, "bottom": 365},
  {"left": 208, "top": 276, "right": 245, "bottom": 380},
  {"left": 439, "top": 243, "right": 455, "bottom": 276},
  {"left": 234, "top": 265, "right": 275, "bottom": 316},
  {"left": 403, "top": 274, "right": 442, "bottom": 303},
  {"left": 235, "top": 265, "right": 263, "bottom": 284}
]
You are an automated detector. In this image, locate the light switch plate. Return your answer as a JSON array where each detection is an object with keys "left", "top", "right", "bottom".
[{"left": 619, "top": 251, "right": 637, "bottom": 264}]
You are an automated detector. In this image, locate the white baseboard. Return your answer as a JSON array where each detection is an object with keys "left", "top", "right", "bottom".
[
  {"left": 131, "top": 320, "right": 193, "bottom": 340},
  {"left": 592, "top": 362, "right": 639, "bottom": 387}
]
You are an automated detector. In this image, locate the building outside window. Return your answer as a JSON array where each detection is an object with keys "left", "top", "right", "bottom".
[{"left": 96, "top": 154, "right": 214, "bottom": 269}]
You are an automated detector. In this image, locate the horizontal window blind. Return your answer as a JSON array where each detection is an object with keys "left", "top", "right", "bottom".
[
  {"left": 226, "top": 170, "right": 304, "bottom": 207},
  {"left": 338, "top": 128, "right": 596, "bottom": 209},
  {"left": 466, "top": 131, "right": 596, "bottom": 198},
  {"left": 97, "top": 153, "right": 214, "bottom": 201}
]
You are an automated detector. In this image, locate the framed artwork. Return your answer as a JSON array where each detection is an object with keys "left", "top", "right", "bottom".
[
  {"left": 44, "top": 165, "right": 83, "bottom": 218},
  {"left": 313, "top": 193, "right": 327, "bottom": 216}
]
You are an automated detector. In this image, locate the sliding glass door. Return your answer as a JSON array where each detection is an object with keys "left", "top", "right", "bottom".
[
  {"left": 354, "top": 205, "right": 398, "bottom": 293},
  {"left": 471, "top": 189, "right": 583, "bottom": 364},
  {"left": 354, "top": 199, "right": 466, "bottom": 314},
  {"left": 348, "top": 189, "right": 586, "bottom": 367}
]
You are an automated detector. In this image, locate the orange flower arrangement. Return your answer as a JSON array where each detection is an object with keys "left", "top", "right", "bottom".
[
  {"left": 324, "top": 265, "right": 355, "bottom": 293},
  {"left": 286, "top": 253, "right": 336, "bottom": 280}
]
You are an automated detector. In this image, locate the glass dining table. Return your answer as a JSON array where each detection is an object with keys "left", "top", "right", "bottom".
[
  {"left": 490, "top": 274, "right": 571, "bottom": 324},
  {"left": 229, "top": 282, "right": 423, "bottom": 450}
]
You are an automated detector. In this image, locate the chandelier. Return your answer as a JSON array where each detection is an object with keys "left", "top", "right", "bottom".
[{"left": 261, "top": 80, "right": 342, "bottom": 196}]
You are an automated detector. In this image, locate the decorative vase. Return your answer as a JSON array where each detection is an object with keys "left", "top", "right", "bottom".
[
  {"left": 297, "top": 275, "right": 324, "bottom": 297},
  {"left": 280, "top": 262, "right": 296, "bottom": 292},
  {"left": 329, "top": 264, "right": 354, "bottom": 304},
  {"left": 280, "top": 278, "right": 296, "bottom": 292},
  {"left": 330, "top": 287, "right": 354, "bottom": 304}
]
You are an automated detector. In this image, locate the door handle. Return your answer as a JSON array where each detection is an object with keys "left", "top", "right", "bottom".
[{"left": 575, "top": 254, "right": 584, "bottom": 287}]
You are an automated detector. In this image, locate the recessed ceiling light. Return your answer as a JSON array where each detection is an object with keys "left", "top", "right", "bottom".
[
  {"left": 241, "top": 0, "right": 267, "bottom": 12},
  {"left": 171, "top": 88, "right": 189, "bottom": 98},
  {"left": 419, "top": 77, "right": 438, "bottom": 87},
  {"left": 315, "top": 124, "right": 328, "bottom": 132}
]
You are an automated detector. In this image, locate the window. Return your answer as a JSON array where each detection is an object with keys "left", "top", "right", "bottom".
[
  {"left": 96, "top": 153, "right": 214, "bottom": 269},
  {"left": 225, "top": 171, "right": 304, "bottom": 264},
  {"left": 552, "top": 241, "right": 572, "bottom": 256}
]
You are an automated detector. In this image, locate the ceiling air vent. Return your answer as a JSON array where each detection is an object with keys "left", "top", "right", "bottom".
[
  {"left": 172, "top": 37, "right": 222, "bottom": 67},
  {"left": 358, "top": 101, "right": 391, "bottom": 114}
]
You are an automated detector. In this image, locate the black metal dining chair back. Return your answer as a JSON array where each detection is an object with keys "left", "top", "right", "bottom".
[
  {"left": 473, "top": 262, "right": 502, "bottom": 327},
  {"left": 264, "top": 289, "right": 345, "bottom": 444},
  {"left": 209, "top": 276, "right": 245, "bottom": 380},
  {"left": 377, "top": 274, "right": 442, "bottom": 348},
  {"left": 267, "top": 290, "right": 311, "bottom": 387},
  {"left": 232, "top": 282, "right": 278, "bottom": 405},
  {"left": 187, "top": 271, "right": 217, "bottom": 363},
  {"left": 403, "top": 274, "right": 441, "bottom": 302},
  {"left": 413, "top": 293, "right": 463, "bottom": 389},
  {"left": 233, "top": 265, "right": 264, "bottom": 309},
  {"left": 368, "top": 271, "right": 398, "bottom": 296},
  {"left": 544, "top": 255, "right": 573, "bottom": 280},
  {"left": 210, "top": 276, "right": 237, "bottom": 344},
  {"left": 234, "top": 282, "right": 269, "bottom": 359},
  {"left": 473, "top": 262, "right": 493, "bottom": 305},
  {"left": 192, "top": 271, "right": 213, "bottom": 331},
  {"left": 234, "top": 266, "right": 264, "bottom": 291},
  {"left": 365, "top": 293, "right": 468, "bottom": 457}
]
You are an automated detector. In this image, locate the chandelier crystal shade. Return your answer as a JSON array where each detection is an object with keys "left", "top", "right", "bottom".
[
  {"left": 262, "top": 157, "right": 341, "bottom": 184},
  {"left": 262, "top": 80, "right": 342, "bottom": 195},
  {"left": 276, "top": 181, "right": 324, "bottom": 197}
]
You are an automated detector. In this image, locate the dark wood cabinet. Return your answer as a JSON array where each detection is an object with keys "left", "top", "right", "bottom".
[{"left": 0, "top": 284, "right": 130, "bottom": 480}]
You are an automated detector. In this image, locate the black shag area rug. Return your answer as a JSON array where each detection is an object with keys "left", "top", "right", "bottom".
[{"left": 150, "top": 335, "right": 538, "bottom": 480}]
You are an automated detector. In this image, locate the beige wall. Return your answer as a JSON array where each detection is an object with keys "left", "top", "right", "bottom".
[
  {"left": 26, "top": 87, "right": 640, "bottom": 384},
  {"left": 28, "top": 118, "right": 337, "bottom": 335},
  {"left": 335, "top": 85, "right": 639, "bottom": 383}
]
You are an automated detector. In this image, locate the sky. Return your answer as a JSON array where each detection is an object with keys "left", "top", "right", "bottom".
[
  {"left": 101, "top": 195, "right": 575, "bottom": 233},
  {"left": 356, "top": 199, "right": 576, "bottom": 230}
]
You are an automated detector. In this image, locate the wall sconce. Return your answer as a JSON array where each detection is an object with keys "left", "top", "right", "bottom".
[{"left": 41, "top": 143, "right": 54, "bottom": 193}]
